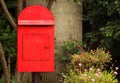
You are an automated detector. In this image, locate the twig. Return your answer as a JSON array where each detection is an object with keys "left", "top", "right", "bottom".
[
  {"left": 20, "top": 73, "right": 27, "bottom": 83},
  {"left": 47, "top": 0, "right": 54, "bottom": 10},
  {"left": 8, "top": 57, "right": 11, "bottom": 79},
  {"left": 17, "top": 0, "right": 23, "bottom": 16}
]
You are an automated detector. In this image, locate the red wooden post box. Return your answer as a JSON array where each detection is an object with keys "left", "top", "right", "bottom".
[{"left": 17, "top": 5, "right": 54, "bottom": 72}]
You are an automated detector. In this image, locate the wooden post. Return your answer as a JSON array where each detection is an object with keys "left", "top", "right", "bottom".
[{"left": 32, "top": 73, "right": 40, "bottom": 83}]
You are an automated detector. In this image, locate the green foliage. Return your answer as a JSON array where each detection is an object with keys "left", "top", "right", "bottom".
[
  {"left": 0, "top": 15, "right": 16, "bottom": 58},
  {"left": 63, "top": 68, "right": 118, "bottom": 83},
  {"left": 100, "top": 21, "right": 120, "bottom": 46},
  {"left": 59, "top": 41, "right": 118, "bottom": 83},
  {"left": 73, "top": 0, "right": 82, "bottom": 5},
  {"left": 84, "top": 31, "right": 101, "bottom": 49},
  {"left": 0, "top": 76, "right": 18, "bottom": 83},
  {"left": 0, "top": 14, "right": 16, "bottom": 73},
  {"left": 6, "top": 0, "right": 17, "bottom": 9},
  {"left": 57, "top": 40, "right": 86, "bottom": 62},
  {"left": 84, "top": 21, "right": 120, "bottom": 49},
  {"left": 0, "top": 0, "right": 17, "bottom": 75},
  {"left": 80, "top": 0, "right": 120, "bottom": 50},
  {"left": 71, "top": 48, "right": 111, "bottom": 70}
]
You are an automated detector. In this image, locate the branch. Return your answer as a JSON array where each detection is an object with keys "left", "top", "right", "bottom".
[
  {"left": 23, "top": 0, "right": 26, "bottom": 9},
  {"left": 47, "top": 0, "right": 54, "bottom": 10},
  {"left": 8, "top": 57, "right": 11, "bottom": 79},
  {"left": 17, "top": 0, "right": 23, "bottom": 16},
  {"left": 0, "top": 0, "right": 17, "bottom": 30},
  {"left": 0, "top": 43, "right": 10, "bottom": 83}
]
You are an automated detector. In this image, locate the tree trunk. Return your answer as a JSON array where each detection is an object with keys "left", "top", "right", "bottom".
[{"left": 51, "top": 0, "right": 82, "bottom": 73}]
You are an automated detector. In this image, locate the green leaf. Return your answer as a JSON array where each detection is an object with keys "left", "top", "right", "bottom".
[
  {"left": 10, "top": 77, "right": 18, "bottom": 83},
  {"left": 6, "top": 1, "right": 17, "bottom": 9}
]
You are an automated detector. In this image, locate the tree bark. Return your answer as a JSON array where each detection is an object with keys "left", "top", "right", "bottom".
[
  {"left": 0, "top": 0, "right": 17, "bottom": 30},
  {"left": 47, "top": 0, "right": 54, "bottom": 10},
  {"left": 0, "top": 43, "right": 10, "bottom": 83}
]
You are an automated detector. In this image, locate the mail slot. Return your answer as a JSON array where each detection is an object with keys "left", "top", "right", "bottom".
[{"left": 17, "top": 5, "right": 54, "bottom": 72}]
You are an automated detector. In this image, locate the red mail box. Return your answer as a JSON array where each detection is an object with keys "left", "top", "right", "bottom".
[{"left": 17, "top": 5, "right": 54, "bottom": 72}]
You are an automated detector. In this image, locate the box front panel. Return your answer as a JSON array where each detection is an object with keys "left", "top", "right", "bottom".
[
  {"left": 18, "top": 26, "right": 54, "bottom": 72},
  {"left": 23, "top": 34, "right": 50, "bottom": 61}
]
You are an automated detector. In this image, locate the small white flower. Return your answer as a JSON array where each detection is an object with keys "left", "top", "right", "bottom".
[
  {"left": 89, "top": 68, "right": 93, "bottom": 71},
  {"left": 76, "top": 69, "right": 79, "bottom": 72},
  {"left": 114, "top": 71, "right": 118, "bottom": 75},
  {"left": 88, "top": 76, "right": 91, "bottom": 78},
  {"left": 84, "top": 69, "right": 87, "bottom": 72},
  {"left": 78, "top": 63, "right": 82, "bottom": 66},
  {"left": 97, "top": 68, "right": 101, "bottom": 72},
  {"left": 115, "top": 67, "right": 119, "bottom": 70},
  {"left": 95, "top": 73, "right": 99, "bottom": 77},
  {"left": 91, "top": 78, "right": 95, "bottom": 82},
  {"left": 84, "top": 74, "right": 87, "bottom": 76},
  {"left": 63, "top": 75, "right": 66, "bottom": 78},
  {"left": 91, "top": 50, "right": 93, "bottom": 52}
]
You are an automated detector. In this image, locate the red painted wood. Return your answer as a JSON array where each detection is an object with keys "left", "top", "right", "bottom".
[{"left": 17, "top": 5, "right": 54, "bottom": 72}]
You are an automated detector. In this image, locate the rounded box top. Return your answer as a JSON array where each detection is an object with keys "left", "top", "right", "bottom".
[{"left": 18, "top": 5, "right": 54, "bottom": 25}]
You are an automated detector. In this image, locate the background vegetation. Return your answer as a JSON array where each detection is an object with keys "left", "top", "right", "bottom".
[
  {"left": 59, "top": 41, "right": 118, "bottom": 83},
  {"left": 0, "top": 0, "right": 120, "bottom": 82},
  {"left": 82, "top": 0, "right": 120, "bottom": 81},
  {"left": 83, "top": 0, "right": 120, "bottom": 53},
  {"left": 0, "top": 0, "right": 17, "bottom": 78}
]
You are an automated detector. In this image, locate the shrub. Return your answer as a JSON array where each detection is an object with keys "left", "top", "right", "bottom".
[
  {"left": 59, "top": 41, "right": 119, "bottom": 83},
  {"left": 57, "top": 40, "right": 86, "bottom": 62},
  {"left": 63, "top": 67, "right": 118, "bottom": 83},
  {"left": 71, "top": 48, "right": 112, "bottom": 70}
]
